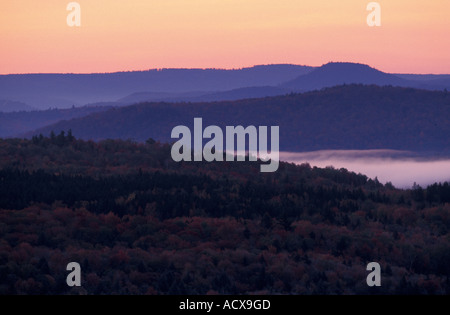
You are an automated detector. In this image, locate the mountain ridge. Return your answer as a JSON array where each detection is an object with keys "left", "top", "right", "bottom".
[
  {"left": 2, "top": 62, "right": 450, "bottom": 111},
  {"left": 0, "top": 65, "right": 313, "bottom": 109},
  {"left": 22, "top": 85, "right": 450, "bottom": 154}
]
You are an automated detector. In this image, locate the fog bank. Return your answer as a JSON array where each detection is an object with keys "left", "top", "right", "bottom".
[{"left": 281, "top": 150, "right": 450, "bottom": 189}]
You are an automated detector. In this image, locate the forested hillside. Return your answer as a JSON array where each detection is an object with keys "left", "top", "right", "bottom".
[
  {"left": 0, "top": 135, "right": 449, "bottom": 294},
  {"left": 28, "top": 85, "right": 450, "bottom": 154}
]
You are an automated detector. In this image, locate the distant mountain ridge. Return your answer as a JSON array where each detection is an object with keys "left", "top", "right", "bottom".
[
  {"left": 1, "top": 62, "right": 450, "bottom": 111},
  {"left": 24, "top": 85, "right": 450, "bottom": 154},
  {"left": 280, "top": 62, "right": 450, "bottom": 92},
  {"left": 0, "top": 65, "right": 313, "bottom": 109}
]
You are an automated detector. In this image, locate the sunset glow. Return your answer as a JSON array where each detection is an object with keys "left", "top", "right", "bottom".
[{"left": 1, "top": 0, "right": 449, "bottom": 74}]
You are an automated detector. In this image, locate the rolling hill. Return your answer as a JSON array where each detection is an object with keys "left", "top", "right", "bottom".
[
  {"left": 281, "top": 62, "right": 442, "bottom": 91},
  {"left": 1, "top": 135, "right": 449, "bottom": 294},
  {"left": 0, "top": 65, "right": 313, "bottom": 109},
  {"left": 2, "top": 63, "right": 450, "bottom": 110},
  {"left": 25, "top": 85, "right": 450, "bottom": 154}
]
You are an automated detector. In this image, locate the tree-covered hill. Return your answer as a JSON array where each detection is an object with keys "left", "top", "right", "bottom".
[
  {"left": 0, "top": 135, "right": 449, "bottom": 294},
  {"left": 27, "top": 85, "right": 450, "bottom": 154}
]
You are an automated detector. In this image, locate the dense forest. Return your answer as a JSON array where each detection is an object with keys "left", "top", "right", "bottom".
[
  {"left": 0, "top": 133, "right": 449, "bottom": 294},
  {"left": 27, "top": 85, "right": 450, "bottom": 154}
]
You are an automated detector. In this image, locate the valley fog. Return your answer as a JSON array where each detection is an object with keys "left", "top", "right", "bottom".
[{"left": 281, "top": 150, "right": 450, "bottom": 189}]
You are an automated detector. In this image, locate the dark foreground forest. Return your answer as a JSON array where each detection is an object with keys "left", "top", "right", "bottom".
[{"left": 0, "top": 133, "right": 449, "bottom": 294}]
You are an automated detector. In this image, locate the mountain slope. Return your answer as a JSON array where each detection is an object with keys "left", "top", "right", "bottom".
[{"left": 26, "top": 85, "right": 450, "bottom": 154}]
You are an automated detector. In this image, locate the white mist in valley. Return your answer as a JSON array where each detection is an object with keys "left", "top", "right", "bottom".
[{"left": 280, "top": 150, "right": 450, "bottom": 189}]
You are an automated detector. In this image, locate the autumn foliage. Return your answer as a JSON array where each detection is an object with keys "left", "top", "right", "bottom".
[{"left": 0, "top": 135, "right": 449, "bottom": 294}]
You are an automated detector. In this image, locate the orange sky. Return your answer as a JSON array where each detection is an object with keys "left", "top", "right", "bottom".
[{"left": 0, "top": 0, "right": 449, "bottom": 74}]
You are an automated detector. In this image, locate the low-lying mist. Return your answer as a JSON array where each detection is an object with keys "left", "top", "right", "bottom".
[{"left": 281, "top": 150, "right": 450, "bottom": 189}]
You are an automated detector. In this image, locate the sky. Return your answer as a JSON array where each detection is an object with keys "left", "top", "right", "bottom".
[{"left": 1, "top": 0, "right": 449, "bottom": 74}]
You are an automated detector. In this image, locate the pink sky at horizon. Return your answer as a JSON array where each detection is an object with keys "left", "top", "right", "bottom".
[{"left": 1, "top": 0, "right": 449, "bottom": 74}]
